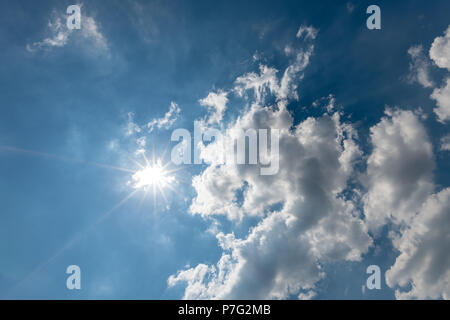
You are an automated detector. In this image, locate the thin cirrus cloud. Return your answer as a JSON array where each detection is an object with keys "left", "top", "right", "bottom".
[{"left": 26, "top": 6, "right": 108, "bottom": 54}]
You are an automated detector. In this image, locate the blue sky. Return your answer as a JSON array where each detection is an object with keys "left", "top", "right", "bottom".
[{"left": 0, "top": 0, "right": 449, "bottom": 299}]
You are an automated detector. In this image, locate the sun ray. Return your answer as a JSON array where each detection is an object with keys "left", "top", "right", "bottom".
[
  {"left": 164, "top": 165, "right": 187, "bottom": 175},
  {"left": 151, "top": 143, "right": 156, "bottom": 166},
  {"left": 129, "top": 156, "right": 145, "bottom": 170},
  {"left": 1, "top": 141, "right": 183, "bottom": 298},
  {"left": 0, "top": 145, "right": 134, "bottom": 173},
  {"left": 153, "top": 180, "right": 157, "bottom": 212},
  {"left": 6, "top": 188, "right": 139, "bottom": 298},
  {"left": 142, "top": 152, "right": 150, "bottom": 167},
  {"left": 1, "top": 143, "right": 182, "bottom": 297},
  {"left": 157, "top": 182, "right": 168, "bottom": 205}
]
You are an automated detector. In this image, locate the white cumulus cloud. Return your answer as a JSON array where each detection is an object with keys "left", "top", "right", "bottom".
[
  {"left": 429, "top": 26, "right": 450, "bottom": 72},
  {"left": 386, "top": 188, "right": 450, "bottom": 299},
  {"left": 428, "top": 25, "right": 450, "bottom": 122},
  {"left": 169, "top": 29, "right": 373, "bottom": 298},
  {"left": 171, "top": 104, "right": 372, "bottom": 299},
  {"left": 431, "top": 78, "right": 450, "bottom": 123},
  {"left": 169, "top": 24, "right": 450, "bottom": 301},
  {"left": 362, "top": 109, "right": 435, "bottom": 232}
]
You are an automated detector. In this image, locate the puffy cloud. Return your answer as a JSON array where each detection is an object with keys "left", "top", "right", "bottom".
[
  {"left": 362, "top": 109, "right": 435, "bottom": 232},
  {"left": 27, "top": 6, "right": 108, "bottom": 53},
  {"left": 190, "top": 164, "right": 243, "bottom": 220},
  {"left": 169, "top": 37, "right": 372, "bottom": 296},
  {"left": 386, "top": 188, "right": 450, "bottom": 300},
  {"left": 362, "top": 109, "right": 450, "bottom": 300},
  {"left": 199, "top": 91, "right": 229, "bottom": 125},
  {"left": 168, "top": 25, "right": 374, "bottom": 300},
  {"left": 427, "top": 26, "right": 450, "bottom": 122},
  {"left": 148, "top": 102, "right": 181, "bottom": 132},
  {"left": 407, "top": 45, "right": 434, "bottom": 88},
  {"left": 170, "top": 103, "right": 372, "bottom": 299},
  {"left": 429, "top": 26, "right": 450, "bottom": 71},
  {"left": 170, "top": 24, "right": 450, "bottom": 301},
  {"left": 405, "top": 26, "right": 450, "bottom": 122},
  {"left": 431, "top": 78, "right": 450, "bottom": 123}
]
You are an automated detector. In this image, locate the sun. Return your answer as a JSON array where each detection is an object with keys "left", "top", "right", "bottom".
[
  {"left": 132, "top": 161, "right": 175, "bottom": 190},
  {"left": 127, "top": 152, "right": 180, "bottom": 210}
]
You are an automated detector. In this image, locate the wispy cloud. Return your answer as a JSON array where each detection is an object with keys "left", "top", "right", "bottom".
[
  {"left": 386, "top": 188, "right": 450, "bottom": 299},
  {"left": 431, "top": 78, "right": 450, "bottom": 123},
  {"left": 147, "top": 102, "right": 181, "bottom": 132},
  {"left": 26, "top": 15, "right": 70, "bottom": 51},
  {"left": 26, "top": 5, "right": 108, "bottom": 53},
  {"left": 346, "top": 2, "right": 355, "bottom": 13},
  {"left": 407, "top": 45, "right": 434, "bottom": 88},
  {"left": 126, "top": 112, "right": 142, "bottom": 136},
  {"left": 296, "top": 25, "right": 318, "bottom": 41}
]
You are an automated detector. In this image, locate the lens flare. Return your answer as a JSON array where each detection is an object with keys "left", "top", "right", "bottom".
[{"left": 132, "top": 162, "right": 175, "bottom": 190}]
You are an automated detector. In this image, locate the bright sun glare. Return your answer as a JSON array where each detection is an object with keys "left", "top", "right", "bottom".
[
  {"left": 133, "top": 164, "right": 167, "bottom": 188},
  {"left": 131, "top": 158, "right": 176, "bottom": 193},
  {"left": 118, "top": 152, "right": 180, "bottom": 209}
]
